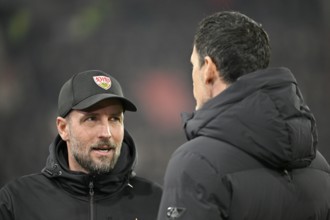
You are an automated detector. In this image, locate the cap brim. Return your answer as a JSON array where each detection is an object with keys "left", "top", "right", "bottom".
[{"left": 72, "top": 94, "right": 137, "bottom": 112}]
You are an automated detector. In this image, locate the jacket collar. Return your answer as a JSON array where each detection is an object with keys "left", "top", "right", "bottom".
[{"left": 183, "top": 67, "right": 317, "bottom": 170}]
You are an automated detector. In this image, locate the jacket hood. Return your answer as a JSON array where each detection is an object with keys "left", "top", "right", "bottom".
[
  {"left": 183, "top": 67, "right": 317, "bottom": 170},
  {"left": 42, "top": 129, "right": 137, "bottom": 197}
]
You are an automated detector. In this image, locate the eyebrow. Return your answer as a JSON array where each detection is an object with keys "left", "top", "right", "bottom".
[
  {"left": 84, "top": 111, "right": 123, "bottom": 115},
  {"left": 190, "top": 54, "right": 195, "bottom": 64},
  {"left": 78, "top": 109, "right": 123, "bottom": 117}
]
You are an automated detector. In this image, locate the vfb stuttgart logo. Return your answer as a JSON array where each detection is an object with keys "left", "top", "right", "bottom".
[{"left": 93, "top": 76, "right": 112, "bottom": 90}]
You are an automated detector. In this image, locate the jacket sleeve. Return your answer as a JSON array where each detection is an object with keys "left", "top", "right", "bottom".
[
  {"left": 157, "top": 148, "right": 230, "bottom": 220},
  {"left": 0, "top": 186, "right": 14, "bottom": 220}
]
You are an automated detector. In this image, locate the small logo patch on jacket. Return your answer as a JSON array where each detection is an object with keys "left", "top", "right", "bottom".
[{"left": 167, "top": 207, "right": 186, "bottom": 219}]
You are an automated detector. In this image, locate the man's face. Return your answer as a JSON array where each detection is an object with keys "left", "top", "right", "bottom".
[
  {"left": 191, "top": 46, "right": 209, "bottom": 110},
  {"left": 59, "top": 99, "right": 125, "bottom": 174}
]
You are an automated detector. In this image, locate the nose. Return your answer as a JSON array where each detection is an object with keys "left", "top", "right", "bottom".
[{"left": 99, "top": 121, "right": 111, "bottom": 139}]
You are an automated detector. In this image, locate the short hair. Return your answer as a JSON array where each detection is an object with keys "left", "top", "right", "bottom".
[{"left": 194, "top": 11, "right": 271, "bottom": 84}]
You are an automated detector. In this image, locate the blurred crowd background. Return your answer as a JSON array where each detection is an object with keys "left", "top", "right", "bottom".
[{"left": 0, "top": 0, "right": 329, "bottom": 187}]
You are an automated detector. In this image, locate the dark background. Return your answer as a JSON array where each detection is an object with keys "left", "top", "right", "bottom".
[{"left": 0, "top": 0, "right": 329, "bottom": 187}]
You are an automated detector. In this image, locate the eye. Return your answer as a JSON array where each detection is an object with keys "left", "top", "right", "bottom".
[
  {"left": 110, "top": 116, "right": 120, "bottom": 122},
  {"left": 85, "top": 116, "right": 97, "bottom": 121},
  {"left": 109, "top": 114, "right": 123, "bottom": 123}
]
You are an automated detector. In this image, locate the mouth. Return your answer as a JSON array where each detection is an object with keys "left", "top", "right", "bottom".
[{"left": 91, "top": 145, "right": 115, "bottom": 155}]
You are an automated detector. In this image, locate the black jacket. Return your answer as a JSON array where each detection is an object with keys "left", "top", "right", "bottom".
[
  {"left": 0, "top": 130, "right": 162, "bottom": 220},
  {"left": 157, "top": 67, "right": 330, "bottom": 220}
]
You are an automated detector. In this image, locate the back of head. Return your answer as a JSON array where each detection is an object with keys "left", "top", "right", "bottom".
[{"left": 194, "top": 11, "right": 271, "bottom": 83}]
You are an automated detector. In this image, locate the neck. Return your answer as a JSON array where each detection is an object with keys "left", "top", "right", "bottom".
[{"left": 211, "top": 78, "right": 229, "bottom": 98}]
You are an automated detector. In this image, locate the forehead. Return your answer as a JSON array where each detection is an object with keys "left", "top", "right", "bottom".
[
  {"left": 81, "top": 99, "right": 124, "bottom": 113},
  {"left": 190, "top": 46, "right": 199, "bottom": 63}
]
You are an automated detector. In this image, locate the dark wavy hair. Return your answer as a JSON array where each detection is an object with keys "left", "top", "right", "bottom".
[{"left": 194, "top": 11, "right": 271, "bottom": 84}]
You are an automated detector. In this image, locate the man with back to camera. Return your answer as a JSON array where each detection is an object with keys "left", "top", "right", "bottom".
[
  {"left": 157, "top": 11, "right": 330, "bottom": 220},
  {"left": 0, "top": 70, "right": 162, "bottom": 220}
]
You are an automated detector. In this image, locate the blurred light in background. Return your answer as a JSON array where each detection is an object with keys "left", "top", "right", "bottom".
[{"left": 136, "top": 70, "right": 193, "bottom": 132}]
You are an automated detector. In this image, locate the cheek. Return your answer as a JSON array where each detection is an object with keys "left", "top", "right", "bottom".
[
  {"left": 119, "top": 128, "right": 124, "bottom": 143},
  {"left": 112, "top": 125, "right": 124, "bottom": 143},
  {"left": 69, "top": 127, "right": 94, "bottom": 146},
  {"left": 192, "top": 75, "right": 202, "bottom": 97},
  {"left": 192, "top": 70, "right": 198, "bottom": 94}
]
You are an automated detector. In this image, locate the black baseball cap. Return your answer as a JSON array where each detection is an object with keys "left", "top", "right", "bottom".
[{"left": 58, "top": 70, "right": 137, "bottom": 117}]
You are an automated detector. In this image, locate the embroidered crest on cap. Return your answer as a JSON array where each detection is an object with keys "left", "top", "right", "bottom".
[
  {"left": 167, "top": 207, "right": 186, "bottom": 219},
  {"left": 93, "top": 76, "right": 111, "bottom": 90}
]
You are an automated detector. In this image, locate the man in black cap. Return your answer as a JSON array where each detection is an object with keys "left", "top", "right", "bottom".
[{"left": 0, "top": 70, "right": 162, "bottom": 220}]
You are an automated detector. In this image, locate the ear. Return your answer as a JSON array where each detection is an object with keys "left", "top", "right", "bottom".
[
  {"left": 203, "top": 56, "right": 229, "bottom": 97},
  {"left": 202, "top": 56, "right": 219, "bottom": 86},
  {"left": 56, "top": 116, "right": 69, "bottom": 141}
]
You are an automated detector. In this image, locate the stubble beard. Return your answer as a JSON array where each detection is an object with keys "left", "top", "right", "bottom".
[{"left": 71, "top": 137, "right": 122, "bottom": 175}]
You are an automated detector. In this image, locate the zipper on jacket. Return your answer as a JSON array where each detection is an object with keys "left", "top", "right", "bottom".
[{"left": 89, "top": 181, "right": 95, "bottom": 220}]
